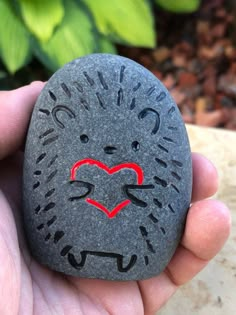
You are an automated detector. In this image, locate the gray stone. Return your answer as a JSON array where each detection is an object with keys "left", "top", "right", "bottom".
[{"left": 23, "top": 54, "right": 192, "bottom": 280}]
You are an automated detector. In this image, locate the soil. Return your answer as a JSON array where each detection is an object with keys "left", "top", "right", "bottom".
[{"left": 118, "top": 0, "right": 236, "bottom": 130}]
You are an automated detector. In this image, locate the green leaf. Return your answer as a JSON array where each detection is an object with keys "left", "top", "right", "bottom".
[
  {"left": 34, "top": 0, "right": 96, "bottom": 71},
  {"left": 19, "top": 0, "right": 64, "bottom": 42},
  {"left": 156, "top": 0, "right": 200, "bottom": 13},
  {"left": 97, "top": 36, "right": 117, "bottom": 54},
  {"left": 0, "top": 0, "right": 31, "bottom": 73},
  {"left": 83, "top": 0, "right": 155, "bottom": 48}
]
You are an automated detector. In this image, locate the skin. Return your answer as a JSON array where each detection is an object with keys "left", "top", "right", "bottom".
[{"left": 0, "top": 81, "right": 231, "bottom": 315}]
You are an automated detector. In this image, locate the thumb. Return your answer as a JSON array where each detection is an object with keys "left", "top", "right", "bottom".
[{"left": 0, "top": 81, "right": 45, "bottom": 160}]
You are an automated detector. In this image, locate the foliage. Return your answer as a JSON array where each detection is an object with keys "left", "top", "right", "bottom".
[
  {"left": 156, "top": 0, "right": 201, "bottom": 13},
  {"left": 0, "top": 0, "right": 31, "bottom": 73},
  {"left": 34, "top": 0, "right": 96, "bottom": 71},
  {"left": 0, "top": 0, "right": 200, "bottom": 75},
  {"left": 83, "top": 0, "right": 155, "bottom": 46}
]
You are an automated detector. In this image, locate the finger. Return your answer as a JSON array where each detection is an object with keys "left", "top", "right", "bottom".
[
  {"left": 191, "top": 153, "right": 218, "bottom": 202},
  {"left": 138, "top": 199, "right": 231, "bottom": 314},
  {"left": 182, "top": 199, "right": 231, "bottom": 261},
  {"left": 0, "top": 81, "right": 45, "bottom": 160},
  {"left": 167, "top": 199, "right": 231, "bottom": 285},
  {"left": 138, "top": 273, "right": 177, "bottom": 315},
  {"left": 165, "top": 245, "right": 208, "bottom": 286}
]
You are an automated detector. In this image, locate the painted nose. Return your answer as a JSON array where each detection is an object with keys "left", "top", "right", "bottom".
[{"left": 104, "top": 146, "right": 117, "bottom": 154}]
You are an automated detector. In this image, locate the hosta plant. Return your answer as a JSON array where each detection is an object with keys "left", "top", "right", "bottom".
[{"left": 0, "top": 0, "right": 200, "bottom": 74}]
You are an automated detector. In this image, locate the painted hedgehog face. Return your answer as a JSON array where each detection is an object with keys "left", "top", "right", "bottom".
[{"left": 23, "top": 54, "right": 192, "bottom": 280}]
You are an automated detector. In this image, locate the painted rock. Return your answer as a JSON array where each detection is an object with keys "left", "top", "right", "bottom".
[{"left": 23, "top": 54, "right": 192, "bottom": 280}]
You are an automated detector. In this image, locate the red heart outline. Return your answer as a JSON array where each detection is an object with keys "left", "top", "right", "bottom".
[{"left": 70, "top": 158, "right": 144, "bottom": 218}]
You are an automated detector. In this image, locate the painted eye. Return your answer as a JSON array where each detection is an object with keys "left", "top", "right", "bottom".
[
  {"left": 131, "top": 141, "right": 140, "bottom": 152},
  {"left": 80, "top": 134, "right": 89, "bottom": 143}
]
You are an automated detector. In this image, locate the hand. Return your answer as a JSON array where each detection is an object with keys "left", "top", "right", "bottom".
[{"left": 0, "top": 82, "right": 231, "bottom": 315}]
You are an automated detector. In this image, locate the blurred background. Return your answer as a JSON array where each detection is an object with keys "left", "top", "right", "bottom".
[
  {"left": 1, "top": 0, "right": 236, "bottom": 130},
  {"left": 0, "top": 1, "right": 235, "bottom": 314}
]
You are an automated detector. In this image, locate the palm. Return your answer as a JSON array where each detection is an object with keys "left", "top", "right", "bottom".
[
  {"left": 0, "top": 154, "right": 148, "bottom": 315},
  {"left": 0, "top": 154, "right": 159, "bottom": 315},
  {"left": 0, "top": 83, "right": 230, "bottom": 315}
]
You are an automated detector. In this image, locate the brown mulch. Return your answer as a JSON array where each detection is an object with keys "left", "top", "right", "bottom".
[{"left": 118, "top": 0, "right": 236, "bottom": 130}]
